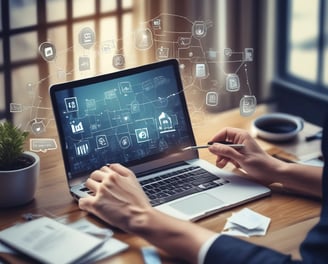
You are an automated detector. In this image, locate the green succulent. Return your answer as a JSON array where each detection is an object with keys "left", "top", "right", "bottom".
[{"left": 0, "top": 121, "right": 29, "bottom": 170}]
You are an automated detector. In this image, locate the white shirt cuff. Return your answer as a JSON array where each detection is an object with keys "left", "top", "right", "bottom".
[{"left": 197, "top": 234, "right": 221, "bottom": 264}]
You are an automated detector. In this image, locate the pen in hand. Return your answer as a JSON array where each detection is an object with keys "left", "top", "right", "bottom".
[{"left": 182, "top": 141, "right": 245, "bottom": 151}]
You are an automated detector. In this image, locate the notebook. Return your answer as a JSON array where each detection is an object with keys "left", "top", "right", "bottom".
[{"left": 50, "top": 59, "right": 270, "bottom": 221}]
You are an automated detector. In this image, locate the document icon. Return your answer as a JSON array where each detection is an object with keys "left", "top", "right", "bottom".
[
  {"left": 195, "top": 63, "right": 207, "bottom": 78},
  {"left": 226, "top": 74, "right": 240, "bottom": 92},
  {"left": 240, "top": 95, "right": 257, "bottom": 116}
]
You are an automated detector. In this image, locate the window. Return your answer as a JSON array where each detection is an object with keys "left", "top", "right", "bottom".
[
  {"left": 274, "top": 0, "right": 328, "bottom": 125},
  {"left": 0, "top": 0, "right": 133, "bottom": 122},
  {"left": 277, "top": 0, "right": 328, "bottom": 94}
]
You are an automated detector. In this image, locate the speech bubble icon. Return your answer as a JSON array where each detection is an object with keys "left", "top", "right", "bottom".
[{"left": 30, "top": 138, "right": 57, "bottom": 153}]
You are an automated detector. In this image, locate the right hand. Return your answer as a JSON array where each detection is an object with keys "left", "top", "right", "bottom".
[
  {"left": 208, "top": 127, "right": 283, "bottom": 185},
  {"left": 78, "top": 163, "right": 152, "bottom": 232}
]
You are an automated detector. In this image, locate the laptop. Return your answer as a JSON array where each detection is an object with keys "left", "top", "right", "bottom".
[{"left": 50, "top": 59, "right": 270, "bottom": 221}]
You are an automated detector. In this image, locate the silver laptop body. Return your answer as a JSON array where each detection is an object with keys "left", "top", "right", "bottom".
[{"left": 50, "top": 59, "right": 270, "bottom": 221}]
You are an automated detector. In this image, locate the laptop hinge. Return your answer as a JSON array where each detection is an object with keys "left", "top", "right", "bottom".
[{"left": 136, "top": 161, "right": 189, "bottom": 178}]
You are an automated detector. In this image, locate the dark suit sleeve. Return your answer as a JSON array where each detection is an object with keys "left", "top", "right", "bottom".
[
  {"left": 299, "top": 115, "right": 328, "bottom": 263},
  {"left": 204, "top": 235, "right": 296, "bottom": 264},
  {"left": 205, "top": 117, "right": 328, "bottom": 264},
  {"left": 204, "top": 227, "right": 328, "bottom": 264}
]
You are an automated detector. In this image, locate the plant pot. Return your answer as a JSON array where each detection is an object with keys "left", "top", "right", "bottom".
[{"left": 0, "top": 151, "right": 40, "bottom": 208}]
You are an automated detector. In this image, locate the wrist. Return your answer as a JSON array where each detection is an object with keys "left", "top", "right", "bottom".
[
  {"left": 261, "top": 154, "right": 287, "bottom": 185},
  {"left": 127, "top": 206, "right": 156, "bottom": 235},
  {"left": 274, "top": 159, "right": 293, "bottom": 181}
]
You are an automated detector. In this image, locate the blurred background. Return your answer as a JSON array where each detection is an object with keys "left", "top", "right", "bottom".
[{"left": 0, "top": 0, "right": 327, "bottom": 149}]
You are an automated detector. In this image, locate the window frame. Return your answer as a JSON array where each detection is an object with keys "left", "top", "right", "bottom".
[
  {"left": 0, "top": 0, "right": 133, "bottom": 122},
  {"left": 273, "top": 0, "right": 328, "bottom": 125},
  {"left": 276, "top": 0, "right": 328, "bottom": 94}
]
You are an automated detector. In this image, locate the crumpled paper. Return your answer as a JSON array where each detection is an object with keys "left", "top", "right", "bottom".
[{"left": 222, "top": 208, "right": 271, "bottom": 237}]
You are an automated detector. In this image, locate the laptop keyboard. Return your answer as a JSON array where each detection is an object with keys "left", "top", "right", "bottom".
[{"left": 140, "top": 166, "right": 229, "bottom": 206}]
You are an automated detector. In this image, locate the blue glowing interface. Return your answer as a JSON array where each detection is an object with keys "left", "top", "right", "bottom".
[{"left": 51, "top": 60, "right": 195, "bottom": 179}]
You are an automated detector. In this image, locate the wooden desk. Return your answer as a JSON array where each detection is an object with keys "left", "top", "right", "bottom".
[{"left": 0, "top": 105, "right": 322, "bottom": 263}]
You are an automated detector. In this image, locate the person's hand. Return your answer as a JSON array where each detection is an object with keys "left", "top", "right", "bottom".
[
  {"left": 78, "top": 163, "right": 152, "bottom": 232},
  {"left": 208, "top": 127, "right": 283, "bottom": 185}
]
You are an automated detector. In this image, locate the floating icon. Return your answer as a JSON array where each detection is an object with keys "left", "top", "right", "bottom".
[
  {"left": 195, "top": 63, "right": 207, "bottom": 78},
  {"left": 10, "top": 103, "right": 23, "bottom": 113},
  {"left": 158, "top": 112, "right": 174, "bottom": 133},
  {"left": 119, "top": 81, "right": 133, "bottom": 95},
  {"left": 101, "top": 40, "right": 115, "bottom": 54},
  {"left": 226, "top": 73, "right": 240, "bottom": 92},
  {"left": 206, "top": 50, "right": 217, "bottom": 61},
  {"left": 65, "top": 97, "right": 78, "bottom": 112},
  {"left": 156, "top": 46, "right": 169, "bottom": 60},
  {"left": 79, "top": 56, "right": 90, "bottom": 71},
  {"left": 70, "top": 121, "right": 84, "bottom": 134},
  {"left": 178, "top": 37, "right": 191, "bottom": 48},
  {"left": 131, "top": 100, "right": 140, "bottom": 113},
  {"left": 240, "top": 95, "right": 257, "bottom": 116},
  {"left": 90, "top": 123, "right": 98, "bottom": 132},
  {"left": 154, "top": 76, "right": 169, "bottom": 87},
  {"left": 224, "top": 48, "right": 233, "bottom": 57},
  {"left": 135, "top": 28, "right": 153, "bottom": 50},
  {"left": 78, "top": 27, "right": 95, "bottom": 49},
  {"left": 30, "top": 138, "right": 57, "bottom": 153},
  {"left": 135, "top": 128, "right": 149, "bottom": 143},
  {"left": 96, "top": 135, "right": 108, "bottom": 149},
  {"left": 244, "top": 48, "right": 254, "bottom": 62},
  {"left": 119, "top": 135, "right": 131, "bottom": 149},
  {"left": 192, "top": 21, "right": 207, "bottom": 39},
  {"left": 142, "top": 80, "right": 154, "bottom": 92},
  {"left": 104, "top": 90, "right": 117, "bottom": 100},
  {"left": 113, "top": 54, "right": 125, "bottom": 68},
  {"left": 31, "top": 120, "right": 46, "bottom": 135},
  {"left": 152, "top": 18, "right": 161, "bottom": 30},
  {"left": 85, "top": 98, "right": 96, "bottom": 111},
  {"left": 75, "top": 141, "right": 90, "bottom": 156},
  {"left": 39, "top": 42, "right": 56, "bottom": 61},
  {"left": 206, "top": 92, "right": 218, "bottom": 106}
]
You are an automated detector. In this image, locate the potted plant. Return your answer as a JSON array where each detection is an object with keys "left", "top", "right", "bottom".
[{"left": 0, "top": 121, "right": 40, "bottom": 208}]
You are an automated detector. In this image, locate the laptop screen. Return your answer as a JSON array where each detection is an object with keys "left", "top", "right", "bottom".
[{"left": 50, "top": 59, "right": 197, "bottom": 180}]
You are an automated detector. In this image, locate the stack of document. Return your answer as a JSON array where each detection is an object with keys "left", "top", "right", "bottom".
[{"left": 0, "top": 217, "right": 128, "bottom": 264}]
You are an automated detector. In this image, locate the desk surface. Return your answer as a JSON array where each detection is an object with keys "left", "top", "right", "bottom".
[{"left": 0, "top": 105, "right": 322, "bottom": 263}]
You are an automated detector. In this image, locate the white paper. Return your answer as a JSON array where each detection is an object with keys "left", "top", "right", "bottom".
[
  {"left": 68, "top": 218, "right": 128, "bottom": 263},
  {"left": 0, "top": 242, "right": 15, "bottom": 254},
  {"left": 0, "top": 217, "right": 129, "bottom": 263},
  {"left": 0, "top": 217, "right": 103, "bottom": 264},
  {"left": 69, "top": 218, "right": 113, "bottom": 239},
  {"left": 222, "top": 208, "right": 271, "bottom": 237},
  {"left": 79, "top": 237, "right": 129, "bottom": 264}
]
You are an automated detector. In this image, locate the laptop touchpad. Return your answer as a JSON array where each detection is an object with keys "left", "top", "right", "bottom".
[{"left": 170, "top": 193, "right": 224, "bottom": 215}]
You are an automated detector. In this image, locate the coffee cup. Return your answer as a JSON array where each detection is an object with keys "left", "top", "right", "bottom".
[{"left": 252, "top": 113, "right": 304, "bottom": 142}]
